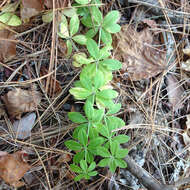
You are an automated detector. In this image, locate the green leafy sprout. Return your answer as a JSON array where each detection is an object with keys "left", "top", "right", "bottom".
[{"left": 57, "top": 0, "right": 130, "bottom": 181}]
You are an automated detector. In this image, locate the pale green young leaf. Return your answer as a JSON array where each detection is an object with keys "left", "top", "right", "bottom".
[
  {"left": 91, "top": 6, "right": 103, "bottom": 25},
  {"left": 58, "top": 15, "right": 69, "bottom": 38},
  {"left": 63, "top": 8, "right": 77, "bottom": 17},
  {"left": 92, "top": 109, "right": 104, "bottom": 123},
  {"left": 104, "top": 23, "right": 121, "bottom": 33},
  {"left": 0, "top": 12, "right": 21, "bottom": 26},
  {"left": 65, "top": 140, "right": 82, "bottom": 151},
  {"left": 100, "top": 59, "right": 122, "bottom": 70},
  {"left": 72, "top": 34, "right": 87, "bottom": 45},
  {"left": 75, "top": 0, "right": 90, "bottom": 5},
  {"left": 97, "top": 89, "right": 118, "bottom": 99},
  {"left": 100, "top": 28, "right": 112, "bottom": 44},
  {"left": 103, "top": 10, "right": 120, "bottom": 29},
  {"left": 93, "top": 70, "right": 105, "bottom": 89},
  {"left": 88, "top": 171, "right": 98, "bottom": 176},
  {"left": 42, "top": 11, "right": 53, "bottom": 23},
  {"left": 68, "top": 112, "right": 87, "bottom": 123},
  {"left": 80, "top": 72, "right": 93, "bottom": 90},
  {"left": 85, "top": 28, "right": 98, "bottom": 38},
  {"left": 107, "top": 103, "right": 121, "bottom": 115},
  {"left": 86, "top": 38, "right": 100, "bottom": 59},
  {"left": 70, "top": 87, "right": 92, "bottom": 100},
  {"left": 70, "top": 14, "right": 79, "bottom": 36},
  {"left": 106, "top": 116, "right": 125, "bottom": 131},
  {"left": 66, "top": 40, "right": 72, "bottom": 56}
]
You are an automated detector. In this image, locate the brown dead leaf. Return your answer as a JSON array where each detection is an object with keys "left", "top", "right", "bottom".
[
  {"left": 166, "top": 74, "right": 184, "bottom": 111},
  {"left": 0, "top": 151, "right": 31, "bottom": 187},
  {"left": 21, "top": 0, "right": 44, "bottom": 21},
  {"left": 40, "top": 66, "right": 62, "bottom": 97},
  {"left": 0, "top": 29, "right": 16, "bottom": 62},
  {"left": 113, "top": 24, "right": 166, "bottom": 81},
  {"left": 44, "top": 0, "right": 68, "bottom": 9},
  {"left": 1, "top": 88, "right": 41, "bottom": 119}
]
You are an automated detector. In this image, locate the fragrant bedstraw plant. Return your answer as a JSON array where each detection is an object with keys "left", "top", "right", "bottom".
[{"left": 57, "top": 0, "right": 130, "bottom": 181}]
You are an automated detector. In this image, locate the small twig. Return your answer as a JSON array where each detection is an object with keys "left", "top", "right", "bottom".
[{"left": 124, "top": 155, "right": 176, "bottom": 190}]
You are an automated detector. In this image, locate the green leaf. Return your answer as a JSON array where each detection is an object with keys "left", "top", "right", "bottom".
[
  {"left": 70, "top": 164, "right": 83, "bottom": 173},
  {"left": 86, "top": 38, "right": 100, "bottom": 59},
  {"left": 58, "top": 15, "right": 69, "bottom": 38},
  {"left": 66, "top": 40, "right": 72, "bottom": 56},
  {"left": 0, "top": 12, "right": 21, "bottom": 26},
  {"left": 78, "top": 128, "right": 88, "bottom": 146},
  {"left": 70, "top": 87, "right": 92, "bottom": 100},
  {"left": 116, "top": 148, "right": 129, "bottom": 158},
  {"left": 74, "top": 174, "right": 86, "bottom": 181},
  {"left": 70, "top": 14, "right": 79, "bottom": 36},
  {"left": 88, "top": 137, "right": 106, "bottom": 148},
  {"left": 84, "top": 99, "right": 94, "bottom": 120},
  {"left": 99, "top": 45, "right": 112, "bottom": 60},
  {"left": 96, "top": 96, "right": 114, "bottom": 109},
  {"left": 88, "top": 171, "right": 98, "bottom": 176},
  {"left": 65, "top": 140, "right": 82, "bottom": 151},
  {"left": 42, "top": 11, "right": 53, "bottom": 23},
  {"left": 98, "top": 158, "right": 110, "bottom": 167},
  {"left": 73, "top": 150, "right": 85, "bottom": 163},
  {"left": 85, "top": 28, "right": 98, "bottom": 38},
  {"left": 92, "top": 109, "right": 104, "bottom": 123},
  {"left": 97, "top": 89, "right": 118, "bottom": 99},
  {"left": 104, "top": 23, "right": 121, "bottom": 33},
  {"left": 110, "top": 159, "right": 117, "bottom": 173},
  {"left": 91, "top": 6, "right": 103, "bottom": 25},
  {"left": 81, "top": 63, "right": 96, "bottom": 81},
  {"left": 80, "top": 160, "right": 88, "bottom": 171},
  {"left": 110, "top": 141, "right": 119, "bottom": 156},
  {"left": 80, "top": 72, "right": 93, "bottom": 90},
  {"left": 63, "top": 8, "right": 77, "bottom": 17},
  {"left": 73, "top": 124, "right": 88, "bottom": 139},
  {"left": 68, "top": 112, "right": 87, "bottom": 123},
  {"left": 86, "top": 151, "right": 94, "bottom": 163},
  {"left": 89, "top": 126, "right": 99, "bottom": 139},
  {"left": 72, "top": 34, "right": 87, "bottom": 45},
  {"left": 75, "top": 0, "right": 90, "bottom": 5},
  {"left": 100, "top": 28, "right": 112, "bottom": 44},
  {"left": 113, "top": 135, "right": 130, "bottom": 144},
  {"left": 1, "top": 1, "right": 19, "bottom": 12},
  {"left": 98, "top": 125, "right": 110, "bottom": 138},
  {"left": 103, "top": 10, "right": 120, "bottom": 29},
  {"left": 100, "top": 59, "right": 122, "bottom": 70},
  {"left": 97, "top": 147, "right": 111, "bottom": 157},
  {"left": 87, "top": 162, "right": 96, "bottom": 172},
  {"left": 115, "top": 158, "right": 127, "bottom": 168},
  {"left": 107, "top": 103, "right": 121, "bottom": 115},
  {"left": 93, "top": 70, "right": 105, "bottom": 89},
  {"left": 99, "top": 65, "right": 113, "bottom": 84},
  {"left": 106, "top": 116, "right": 125, "bottom": 131}
]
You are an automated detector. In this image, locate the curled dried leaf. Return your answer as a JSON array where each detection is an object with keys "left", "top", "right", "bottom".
[
  {"left": 1, "top": 88, "right": 41, "bottom": 119},
  {"left": 0, "top": 29, "right": 16, "bottom": 62},
  {"left": 113, "top": 24, "right": 166, "bottom": 81},
  {"left": 0, "top": 151, "right": 31, "bottom": 187}
]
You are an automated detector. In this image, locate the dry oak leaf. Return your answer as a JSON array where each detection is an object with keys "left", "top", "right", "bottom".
[
  {"left": 1, "top": 88, "right": 41, "bottom": 119},
  {"left": 21, "top": 0, "right": 44, "bottom": 21},
  {"left": 0, "top": 151, "right": 31, "bottom": 187},
  {"left": 0, "top": 29, "right": 16, "bottom": 62},
  {"left": 113, "top": 24, "right": 166, "bottom": 81}
]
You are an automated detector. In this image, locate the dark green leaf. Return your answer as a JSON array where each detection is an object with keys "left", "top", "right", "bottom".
[
  {"left": 116, "top": 148, "right": 129, "bottom": 158},
  {"left": 110, "top": 141, "right": 119, "bottom": 156},
  {"left": 113, "top": 135, "right": 130, "bottom": 144},
  {"left": 73, "top": 150, "right": 85, "bottom": 163},
  {"left": 68, "top": 112, "right": 87, "bottom": 123},
  {"left": 74, "top": 174, "right": 86, "bottom": 181},
  {"left": 70, "top": 164, "right": 83, "bottom": 173},
  {"left": 66, "top": 40, "right": 72, "bottom": 56},
  {"left": 65, "top": 140, "right": 82, "bottom": 151},
  {"left": 86, "top": 151, "right": 94, "bottom": 163},
  {"left": 73, "top": 124, "right": 88, "bottom": 139},
  {"left": 110, "top": 159, "right": 117, "bottom": 173},
  {"left": 106, "top": 116, "right": 125, "bottom": 131},
  {"left": 98, "top": 125, "right": 110, "bottom": 138},
  {"left": 88, "top": 137, "right": 106, "bottom": 148}
]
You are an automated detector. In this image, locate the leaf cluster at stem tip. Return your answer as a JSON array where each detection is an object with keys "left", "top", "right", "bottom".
[{"left": 59, "top": 0, "right": 130, "bottom": 182}]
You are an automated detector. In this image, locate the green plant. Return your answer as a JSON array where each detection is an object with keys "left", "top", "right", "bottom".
[{"left": 58, "top": 0, "right": 130, "bottom": 181}]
